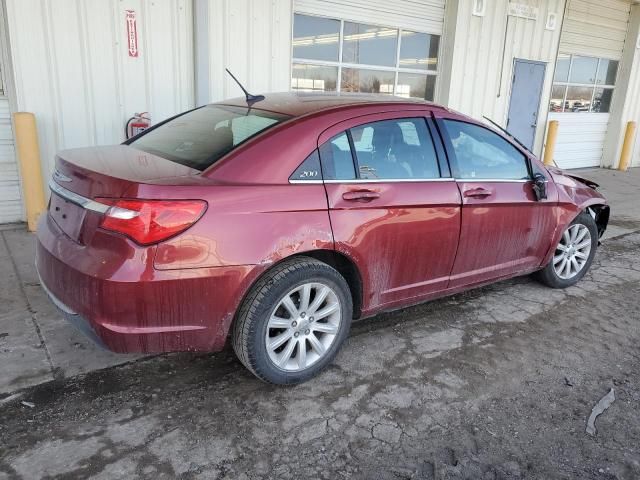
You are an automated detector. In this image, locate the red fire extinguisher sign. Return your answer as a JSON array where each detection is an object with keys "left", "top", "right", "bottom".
[{"left": 125, "top": 10, "right": 139, "bottom": 57}]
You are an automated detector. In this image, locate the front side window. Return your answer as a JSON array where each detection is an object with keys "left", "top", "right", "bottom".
[
  {"left": 442, "top": 120, "right": 529, "bottom": 180},
  {"left": 130, "top": 106, "right": 290, "bottom": 171},
  {"left": 549, "top": 54, "right": 618, "bottom": 113},
  {"left": 292, "top": 13, "right": 439, "bottom": 100}
]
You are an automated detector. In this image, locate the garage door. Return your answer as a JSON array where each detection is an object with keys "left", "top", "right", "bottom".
[
  {"left": 292, "top": 0, "right": 445, "bottom": 101},
  {"left": 548, "top": 0, "right": 630, "bottom": 169},
  {"left": 0, "top": 95, "right": 21, "bottom": 224}
]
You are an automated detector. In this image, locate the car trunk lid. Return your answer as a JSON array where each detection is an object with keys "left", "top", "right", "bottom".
[{"left": 49, "top": 145, "right": 200, "bottom": 243}]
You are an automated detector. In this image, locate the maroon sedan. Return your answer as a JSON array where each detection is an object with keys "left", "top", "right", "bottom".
[{"left": 36, "top": 93, "right": 609, "bottom": 384}]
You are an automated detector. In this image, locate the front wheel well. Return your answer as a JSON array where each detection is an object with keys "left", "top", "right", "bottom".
[{"left": 586, "top": 204, "right": 610, "bottom": 238}]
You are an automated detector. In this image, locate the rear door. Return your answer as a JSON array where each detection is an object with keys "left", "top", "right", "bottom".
[
  {"left": 435, "top": 116, "right": 557, "bottom": 288},
  {"left": 319, "top": 112, "right": 461, "bottom": 312}
]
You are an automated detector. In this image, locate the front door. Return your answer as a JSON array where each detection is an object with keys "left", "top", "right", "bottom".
[
  {"left": 507, "top": 59, "right": 546, "bottom": 151},
  {"left": 319, "top": 112, "right": 462, "bottom": 312},
  {"left": 435, "top": 116, "right": 557, "bottom": 288}
]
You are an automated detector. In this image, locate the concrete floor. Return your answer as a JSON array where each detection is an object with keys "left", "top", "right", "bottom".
[{"left": 0, "top": 167, "right": 639, "bottom": 479}]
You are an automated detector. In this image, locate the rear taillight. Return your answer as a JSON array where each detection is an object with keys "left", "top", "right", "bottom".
[{"left": 97, "top": 198, "right": 207, "bottom": 245}]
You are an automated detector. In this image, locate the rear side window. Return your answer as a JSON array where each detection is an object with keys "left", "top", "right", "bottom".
[
  {"left": 442, "top": 120, "right": 529, "bottom": 180},
  {"left": 350, "top": 118, "right": 440, "bottom": 179},
  {"left": 130, "top": 105, "right": 290, "bottom": 171}
]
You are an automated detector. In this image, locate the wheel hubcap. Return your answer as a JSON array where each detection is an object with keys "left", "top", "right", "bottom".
[
  {"left": 265, "top": 282, "right": 342, "bottom": 371},
  {"left": 553, "top": 223, "right": 592, "bottom": 280}
]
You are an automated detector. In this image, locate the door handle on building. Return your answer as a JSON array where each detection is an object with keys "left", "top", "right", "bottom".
[{"left": 342, "top": 190, "right": 380, "bottom": 201}]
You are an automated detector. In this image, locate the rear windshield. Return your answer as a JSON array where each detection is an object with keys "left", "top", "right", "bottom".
[{"left": 129, "top": 105, "right": 290, "bottom": 170}]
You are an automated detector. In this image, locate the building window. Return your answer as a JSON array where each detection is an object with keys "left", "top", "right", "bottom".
[
  {"left": 292, "top": 13, "right": 439, "bottom": 101},
  {"left": 549, "top": 54, "right": 618, "bottom": 113}
]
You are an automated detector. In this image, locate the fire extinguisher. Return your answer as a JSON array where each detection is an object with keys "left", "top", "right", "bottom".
[{"left": 125, "top": 112, "right": 151, "bottom": 139}]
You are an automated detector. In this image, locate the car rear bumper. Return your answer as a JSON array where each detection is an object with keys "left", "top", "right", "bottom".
[{"left": 36, "top": 213, "right": 259, "bottom": 354}]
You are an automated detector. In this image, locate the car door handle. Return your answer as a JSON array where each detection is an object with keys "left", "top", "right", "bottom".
[
  {"left": 463, "top": 187, "right": 492, "bottom": 198},
  {"left": 342, "top": 190, "right": 380, "bottom": 201}
]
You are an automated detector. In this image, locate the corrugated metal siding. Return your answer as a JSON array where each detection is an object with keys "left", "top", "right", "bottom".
[
  {"left": 5, "top": 0, "right": 194, "bottom": 182},
  {"left": 446, "top": 0, "right": 566, "bottom": 156},
  {"left": 295, "top": 0, "right": 446, "bottom": 34},
  {"left": 548, "top": 112, "right": 609, "bottom": 168},
  {"left": 560, "top": 0, "right": 631, "bottom": 59},
  {"left": 0, "top": 97, "right": 21, "bottom": 223},
  {"left": 204, "top": 0, "right": 293, "bottom": 102}
]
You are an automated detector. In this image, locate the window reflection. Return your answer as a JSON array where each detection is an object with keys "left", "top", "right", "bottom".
[
  {"left": 593, "top": 88, "right": 613, "bottom": 113},
  {"left": 399, "top": 31, "right": 439, "bottom": 71},
  {"left": 549, "top": 84, "right": 566, "bottom": 112},
  {"left": 293, "top": 14, "right": 340, "bottom": 62},
  {"left": 565, "top": 86, "right": 593, "bottom": 112},
  {"left": 291, "top": 64, "right": 338, "bottom": 92},
  {"left": 397, "top": 73, "right": 436, "bottom": 100},
  {"left": 342, "top": 22, "right": 398, "bottom": 67},
  {"left": 569, "top": 56, "right": 598, "bottom": 85},
  {"left": 341, "top": 68, "right": 395, "bottom": 94},
  {"left": 596, "top": 60, "right": 618, "bottom": 85}
]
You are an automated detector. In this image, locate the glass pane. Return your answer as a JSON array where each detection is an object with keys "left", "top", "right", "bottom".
[
  {"left": 569, "top": 56, "right": 598, "bottom": 84},
  {"left": 592, "top": 88, "right": 614, "bottom": 113},
  {"left": 399, "top": 31, "right": 439, "bottom": 71},
  {"left": 319, "top": 133, "right": 356, "bottom": 180},
  {"left": 290, "top": 150, "right": 322, "bottom": 181},
  {"left": 549, "top": 84, "right": 566, "bottom": 112},
  {"left": 442, "top": 120, "right": 529, "bottom": 180},
  {"left": 350, "top": 118, "right": 440, "bottom": 179},
  {"left": 131, "top": 106, "right": 289, "bottom": 171},
  {"left": 396, "top": 73, "right": 436, "bottom": 100},
  {"left": 565, "top": 86, "right": 594, "bottom": 112},
  {"left": 596, "top": 59, "right": 618, "bottom": 86},
  {"left": 342, "top": 22, "right": 398, "bottom": 67},
  {"left": 291, "top": 63, "right": 338, "bottom": 92},
  {"left": 554, "top": 54, "right": 570, "bottom": 82},
  {"left": 341, "top": 68, "right": 396, "bottom": 95},
  {"left": 292, "top": 14, "right": 340, "bottom": 62}
]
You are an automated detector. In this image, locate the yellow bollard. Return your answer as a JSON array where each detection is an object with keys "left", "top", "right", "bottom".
[
  {"left": 543, "top": 120, "right": 559, "bottom": 166},
  {"left": 617, "top": 121, "right": 637, "bottom": 172},
  {"left": 13, "top": 112, "right": 46, "bottom": 231}
]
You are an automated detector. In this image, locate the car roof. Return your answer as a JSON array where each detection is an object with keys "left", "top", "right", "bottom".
[{"left": 214, "top": 91, "right": 446, "bottom": 118}]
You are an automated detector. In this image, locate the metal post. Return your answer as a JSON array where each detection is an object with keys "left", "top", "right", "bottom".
[
  {"left": 543, "top": 120, "right": 559, "bottom": 167},
  {"left": 13, "top": 112, "right": 46, "bottom": 231},
  {"left": 617, "top": 121, "right": 637, "bottom": 172}
]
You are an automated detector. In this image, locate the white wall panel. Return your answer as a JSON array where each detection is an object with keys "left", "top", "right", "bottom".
[
  {"left": 548, "top": 112, "right": 610, "bottom": 168},
  {"left": 199, "top": 0, "right": 293, "bottom": 103},
  {"left": 5, "top": 0, "right": 194, "bottom": 183},
  {"left": 560, "top": 0, "right": 631, "bottom": 60},
  {"left": 444, "top": 0, "right": 566, "bottom": 156},
  {"left": 0, "top": 97, "right": 21, "bottom": 223},
  {"left": 295, "top": 0, "right": 446, "bottom": 35}
]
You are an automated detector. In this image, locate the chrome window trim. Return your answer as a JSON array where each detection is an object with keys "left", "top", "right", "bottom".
[
  {"left": 48, "top": 179, "right": 110, "bottom": 214},
  {"left": 288, "top": 177, "right": 531, "bottom": 184}
]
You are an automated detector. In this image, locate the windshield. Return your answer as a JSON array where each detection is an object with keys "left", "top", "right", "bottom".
[{"left": 129, "top": 105, "right": 290, "bottom": 171}]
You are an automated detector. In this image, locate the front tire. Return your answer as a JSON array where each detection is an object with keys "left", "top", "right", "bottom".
[
  {"left": 534, "top": 211, "right": 598, "bottom": 288},
  {"left": 232, "top": 257, "right": 353, "bottom": 384}
]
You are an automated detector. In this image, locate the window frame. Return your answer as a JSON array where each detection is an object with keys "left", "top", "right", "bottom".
[
  {"left": 549, "top": 54, "right": 618, "bottom": 113},
  {"left": 291, "top": 12, "right": 440, "bottom": 100},
  {"left": 435, "top": 118, "right": 534, "bottom": 183},
  {"left": 294, "top": 115, "right": 450, "bottom": 184}
]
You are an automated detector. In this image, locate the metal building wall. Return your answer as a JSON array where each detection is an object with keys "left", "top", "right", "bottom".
[
  {"left": 295, "top": 0, "right": 446, "bottom": 35},
  {"left": 196, "top": 0, "right": 293, "bottom": 103},
  {"left": 444, "top": 0, "right": 566, "bottom": 156},
  {"left": 5, "top": 0, "right": 194, "bottom": 183}
]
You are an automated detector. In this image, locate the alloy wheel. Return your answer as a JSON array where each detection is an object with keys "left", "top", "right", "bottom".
[
  {"left": 553, "top": 223, "right": 592, "bottom": 280},
  {"left": 265, "top": 282, "right": 342, "bottom": 371}
]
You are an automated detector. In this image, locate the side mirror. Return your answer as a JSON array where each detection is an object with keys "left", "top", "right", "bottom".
[{"left": 532, "top": 173, "right": 547, "bottom": 201}]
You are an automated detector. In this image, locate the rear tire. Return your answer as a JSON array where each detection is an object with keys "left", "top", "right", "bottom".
[
  {"left": 232, "top": 257, "right": 353, "bottom": 384},
  {"left": 533, "top": 211, "right": 598, "bottom": 288}
]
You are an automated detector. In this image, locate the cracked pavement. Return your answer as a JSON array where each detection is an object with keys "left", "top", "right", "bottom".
[
  {"left": 1, "top": 168, "right": 640, "bottom": 479},
  {"left": 1, "top": 231, "right": 639, "bottom": 478}
]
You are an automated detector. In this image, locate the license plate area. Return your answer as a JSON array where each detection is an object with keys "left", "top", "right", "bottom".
[{"left": 49, "top": 193, "right": 87, "bottom": 242}]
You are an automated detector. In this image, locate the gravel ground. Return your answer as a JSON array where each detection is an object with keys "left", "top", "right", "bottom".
[{"left": 0, "top": 231, "right": 639, "bottom": 480}]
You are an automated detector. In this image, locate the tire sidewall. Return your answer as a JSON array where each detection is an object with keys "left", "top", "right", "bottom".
[
  {"left": 248, "top": 265, "right": 352, "bottom": 384},
  {"left": 546, "top": 212, "right": 598, "bottom": 288}
]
